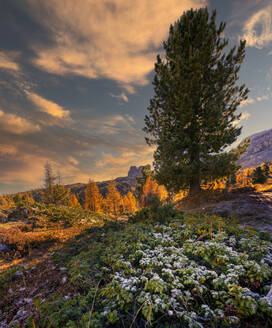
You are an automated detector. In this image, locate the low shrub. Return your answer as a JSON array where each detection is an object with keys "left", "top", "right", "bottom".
[
  {"left": 34, "top": 203, "right": 105, "bottom": 227},
  {"left": 29, "top": 213, "right": 272, "bottom": 328}
]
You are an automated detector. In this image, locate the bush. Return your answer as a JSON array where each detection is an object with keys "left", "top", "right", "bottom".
[
  {"left": 36, "top": 203, "right": 104, "bottom": 226},
  {"left": 130, "top": 202, "right": 183, "bottom": 224},
  {"left": 32, "top": 214, "right": 272, "bottom": 328}
]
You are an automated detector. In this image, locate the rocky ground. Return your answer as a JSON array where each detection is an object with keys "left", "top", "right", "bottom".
[{"left": 185, "top": 189, "right": 272, "bottom": 235}]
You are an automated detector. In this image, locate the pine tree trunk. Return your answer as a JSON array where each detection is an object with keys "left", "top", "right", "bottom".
[{"left": 189, "top": 177, "right": 201, "bottom": 196}]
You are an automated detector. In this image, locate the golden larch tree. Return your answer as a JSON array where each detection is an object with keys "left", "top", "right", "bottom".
[
  {"left": 105, "top": 180, "right": 122, "bottom": 215},
  {"left": 157, "top": 185, "right": 168, "bottom": 201},
  {"left": 140, "top": 176, "right": 167, "bottom": 207},
  {"left": 84, "top": 180, "right": 103, "bottom": 213},
  {"left": 123, "top": 191, "right": 137, "bottom": 213},
  {"left": 69, "top": 194, "right": 81, "bottom": 208}
]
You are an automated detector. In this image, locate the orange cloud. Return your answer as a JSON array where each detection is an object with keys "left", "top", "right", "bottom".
[
  {"left": 0, "top": 109, "right": 41, "bottom": 134},
  {"left": 239, "top": 97, "right": 255, "bottom": 107},
  {"left": 25, "top": 91, "right": 70, "bottom": 119},
  {"left": 0, "top": 51, "right": 19, "bottom": 71},
  {"left": 233, "top": 111, "right": 251, "bottom": 126},
  {"left": 94, "top": 145, "right": 155, "bottom": 180},
  {"left": 27, "top": 0, "right": 206, "bottom": 87}
]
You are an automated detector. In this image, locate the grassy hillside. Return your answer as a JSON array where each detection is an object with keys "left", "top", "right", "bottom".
[{"left": 1, "top": 203, "right": 272, "bottom": 327}]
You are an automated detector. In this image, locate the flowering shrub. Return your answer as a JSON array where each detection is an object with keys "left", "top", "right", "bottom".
[{"left": 31, "top": 213, "right": 272, "bottom": 327}]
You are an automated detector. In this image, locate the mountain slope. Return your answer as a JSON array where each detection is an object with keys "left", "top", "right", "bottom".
[
  {"left": 68, "top": 165, "right": 144, "bottom": 201},
  {"left": 239, "top": 128, "right": 272, "bottom": 168}
]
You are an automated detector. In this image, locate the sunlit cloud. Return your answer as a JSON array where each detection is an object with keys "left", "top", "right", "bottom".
[
  {"left": 84, "top": 113, "right": 137, "bottom": 136},
  {"left": 94, "top": 145, "right": 155, "bottom": 181},
  {"left": 233, "top": 111, "right": 251, "bottom": 126},
  {"left": 0, "top": 51, "right": 20, "bottom": 71},
  {"left": 27, "top": 0, "right": 206, "bottom": 88},
  {"left": 109, "top": 92, "right": 128, "bottom": 103},
  {"left": 0, "top": 144, "right": 18, "bottom": 156},
  {"left": 257, "top": 94, "right": 269, "bottom": 101},
  {"left": 25, "top": 91, "right": 70, "bottom": 119},
  {"left": 68, "top": 156, "right": 79, "bottom": 166},
  {"left": 239, "top": 97, "right": 255, "bottom": 108},
  {"left": 0, "top": 109, "right": 41, "bottom": 134},
  {"left": 241, "top": 4, "right": 272, "bottom": 49}
]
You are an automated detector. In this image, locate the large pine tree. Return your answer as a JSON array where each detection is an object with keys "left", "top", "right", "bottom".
[{"left": 144, "top": 7, "right": 249, "bottom": 196}]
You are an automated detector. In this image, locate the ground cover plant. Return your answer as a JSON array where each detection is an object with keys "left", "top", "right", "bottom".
[
  {"left": 0, "top": 200, "right": 106, "bottom": 262},
  {"left": 17, "top": 206, "right": 272, "bottom": 328}
]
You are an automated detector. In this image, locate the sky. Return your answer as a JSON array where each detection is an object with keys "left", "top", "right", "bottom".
[{"left": 0, "top": 0, "right": 272, "bottom": 194}]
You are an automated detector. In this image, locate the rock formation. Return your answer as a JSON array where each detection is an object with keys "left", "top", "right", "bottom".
[{"left": 239, "top": 129, "right": 272, "bottom": 168}]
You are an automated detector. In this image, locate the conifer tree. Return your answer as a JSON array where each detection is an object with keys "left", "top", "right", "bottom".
[
  {"left": 105, "top": 180, "right": 122, "bottom": 215},
  {"left": 140, "top": 176, "right": 158, "bottom": 207},
  {"left": 84, "top": 180, "right": 103, "bottom": 213},
  {"left": 69, "top": 193, "right": 81, "bottom": 208},
  {"left": 123, "top": 191, "right": 137, "bottom": 213},
  {"left": 263, "top": 162, "right": 271, "bottom": 178},
  {"left": 42, "top": 163, "right": 71, "bottom": 205},
  {"left": 44, "top": 162, "right": 56, "bottom": 191},
  {"left": 252, "top": 165, "right": 269, "bottom": 184},
  {"left": 135, "top": 165, "right": 153, "bottom": 199},
  {"left": 157, "top": 185, "right": 168, "bottom": 201},
  {"left": 144, "top": 7, "right": 249, "bottom": 196}
]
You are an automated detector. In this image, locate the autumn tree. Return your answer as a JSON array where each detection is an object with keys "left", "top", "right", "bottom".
[
  {"left": 84, "top": 180, "right": 103, "bottom": 213},
  {"left": 122, "top": 191, "right": 137, "bottom": 213},
  {"left": 144, "top": 7, "right": 249, "bottom": 196},
  {"left": 69, "top": 193, "right": 81, "bottom": 208},
  {"left": 105, "top": 180, "right": 122, "bottom": 215},
  {"left": 135, "top": 165, "right": 153, "bottom": 199},
  {"left": 140, "top": 176, "right": 168, "bottom": 207}
]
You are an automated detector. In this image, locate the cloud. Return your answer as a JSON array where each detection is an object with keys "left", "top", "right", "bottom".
[
  {"left": 241, "top": 4, "right": 272, "bottom": 49},
  {"left": 68, "top": 156, "right": 79, "bottom": 165},
  {"left": 239, "top": 97, "right": 255, "bottom": 108},
  {"left": 257, "top": 94, "right": 269, "bottom": 101},
  {"left": 0, "top": 51, "right": 20, "bottom": 71},
  {"left": 109, "top": 92, "right": 129, "bottom": 102},
  {"left": 0, "top": 144, "right": 18, "bottom": 156},
  {"left": 0, "top": 109, "right": 41, "bottom": 134},
  {"left": 94, "top": 145, "right": 155, "bottom": 181},
  {"left": 233, "top": 111, "right": 251, "bottom": 126},
  {"left": 26, "top": 0, "right": 206, "bottom": 87},
  {"left": 84, "top": 113, "right": 137, "bottom": 136},
  {"left": 25, "top": 91, "right": 70, "bottom": 119}
]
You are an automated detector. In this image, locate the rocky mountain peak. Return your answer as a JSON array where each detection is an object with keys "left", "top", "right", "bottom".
[
  {"left": 239, "top": 128, "right": 272, "bottom": 168},
  {"left": 127, "top": 166, "right": 143, "bottom": 178}
]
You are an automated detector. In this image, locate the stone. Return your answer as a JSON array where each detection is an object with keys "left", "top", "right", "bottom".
[
  {"left": 127, "top": 166, "right": 143, "bottom": 178},
  {"left": 239, "top": 128, "right": 272, "bottom": 168},
  {"left": 0, "top": 243, "right": 10, "bottom": 252}
]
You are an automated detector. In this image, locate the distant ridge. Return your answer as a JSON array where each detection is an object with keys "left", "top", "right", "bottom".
[
  {"left": 68, "top": 128, "right": 272, "bottom": 201},
  {"left": 68, "top": 165, "right": 145, "bottom": 201},
  {"left": 239, "top": 128, "right": 272, "bottom": 168}
]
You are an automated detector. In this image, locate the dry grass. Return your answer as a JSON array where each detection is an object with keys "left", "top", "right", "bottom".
[
  {"left": 176, "top": 189, "right": 230, "bottom": 210},
  {"left": 254, "top": 180, "right": 272, "bottom": 192},
  {"left": 0, "top": 223, "right": 93, "bottom": 261}
]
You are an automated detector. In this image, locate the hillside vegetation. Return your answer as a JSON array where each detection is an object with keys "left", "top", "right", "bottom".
[
  {"left": 1, "top": 7, "right": 272, "bottom": 328},
  {"left": 1, "top": 204, "right": 272, "bottom": 327}
]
